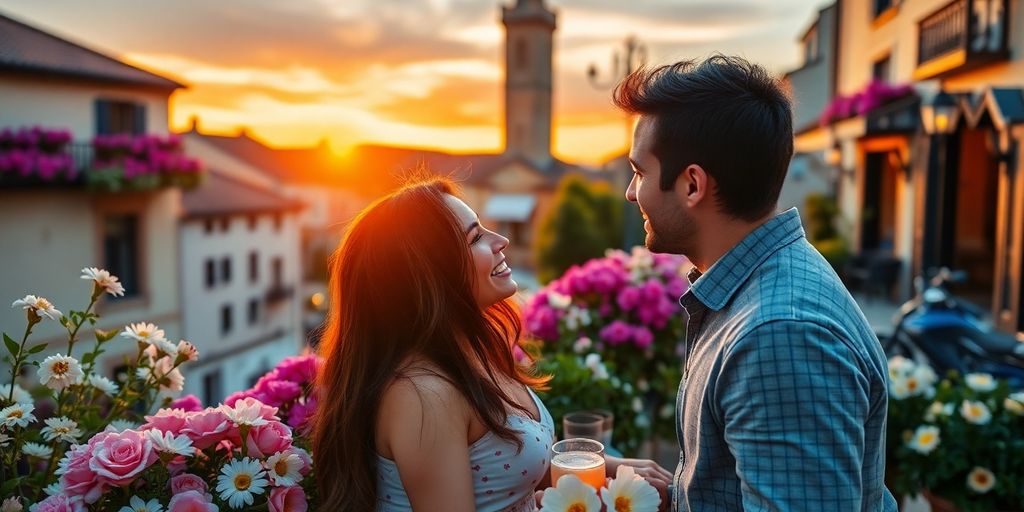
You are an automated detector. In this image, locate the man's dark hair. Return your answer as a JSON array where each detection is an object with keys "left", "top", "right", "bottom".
[{"left": 613, "top": 54, "right": 793, "bottom": 222}]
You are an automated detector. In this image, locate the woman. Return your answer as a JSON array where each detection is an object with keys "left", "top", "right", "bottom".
[{"left": 313, "top": 177, "right": 671, "bottom": 511}]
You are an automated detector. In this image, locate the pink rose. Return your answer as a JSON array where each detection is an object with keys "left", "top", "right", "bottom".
[
  {"left": 167, "top": 490, "right": 217, "bottom": 512},
  {"left": 286, "top": 398, "right": 316, "bottom": 434},
  {"left": 223, "top": 391, "right": 249, "bottom": 407},
  {"left": 181, "top": 408, "right": 231, "bottom": 450},
  {"left": 170, "top": 394, "right": 203, "bottom": 413},
  {"left": 289, "top": 447, "right": 313, "bottom": 476},
  {"left": 257, "top": 380, "right": 301, "bottom": 406},
  {"left": 28, "top": 494, "right": 84, "bottom": 512},
  {"left": 245, "top": 420, "right": 293, "bottom": 458},
  {"left": 269, "top": 486, "right": 308, "bottom": 512},
  {"left": 87, "top": 429, "right": 158, "bottom": 486},
  {"left": 57, "top": 444, "right": 105, "bottom": 504},
  {"left": 170, "top": 473, "right": 208, "bottom": 495},
  {"left": 141, "top": 408, "right": 189, "bottom": 433}
]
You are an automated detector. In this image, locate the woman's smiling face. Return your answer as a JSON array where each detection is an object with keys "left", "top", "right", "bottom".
[{"left": 444, "top": 194, "right": 517, "bottom": 307}]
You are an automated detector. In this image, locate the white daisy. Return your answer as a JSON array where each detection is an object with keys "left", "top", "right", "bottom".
[
  {"left": 924, "top": 402, "right": 955, "bottom": 422},
  {"left": 121, "top": 322, "right": 167, "bottom": 346},
  {"left": 0, "top": 432, "right": 11, "bottom": 447},
  {"left": 966, "top": 466, "right": 996, "bottom": 494},
  {"left": 146, "top": 429, "right": 195, "bottom": 457},
  {"left": 1004, "top": 392, "right": 1024, "bottom": 415},
  {"left": 11, "top": 295, "right": 62, "bottom": 321},
  {"left": 0, "top": 497, "right": 22, "bottom": 512},
  {"left": 38, "top": 354, "right": 84, "bottom": 391},
  {"left": 1, "top": 402, "right": 36, "bottom": 428},
  {"left": 965, "top": 373, "right": 998, "bottom": 393},
  {"left": 216, "top": 457, "right": 269, "bottom": 509},
  {"left": 22, "top": 442, "right": 53, "bottom": 458},
  {"left": 106, "top": 419, "right": 138, "bottom": 432},
  {"left": 887, "top": 355, "right": 915, "bottom": 379},
  {"left": 81, "top": 267, "right": 125, "bottom": 297},
  {"left": 540, "top": 474, "right": 602, "bottom": 512},
  {"left": 41, "top": 417, "right": 82, "bottom": 443},
  {"left": 1, "top": 383, "right": 32, "bottom": 405},
  {"left": 265, "top": 451, "right": 304, "bottom": 486},
  {"left": 43, "top": 481, "right": 62, "bottom": 496},
  {"left": 961, "top": 400, "right": 992, "bottom": 425},
  {"left": 219, "top": 400, "right": 271, "bottom": 427},
  {"left": 906, "top": 425, "right": 941, "bottom": 454},
  {"left": 176, "top": 340, "right": 199, "bottom": 362},
  {"left": 600, "top": 465, "right": 661, "bottom": 512},
  {"left": 573, "top": 337, "right": 593, "bottom": 354},
  {"left": 88, "top": 375, "right": 119, "bottom": 396},
  {"left": 117, "top": 495, "right": 164, "bottom": 512}
]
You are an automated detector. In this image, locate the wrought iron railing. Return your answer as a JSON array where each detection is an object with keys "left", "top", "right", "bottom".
[{"left": 917, "top": 0, "right": 1008, "bottom": 77}]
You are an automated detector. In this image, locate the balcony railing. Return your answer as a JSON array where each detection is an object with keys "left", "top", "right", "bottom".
[{"left": 915, "top": 0, "right": 1009, "bottom": 79}]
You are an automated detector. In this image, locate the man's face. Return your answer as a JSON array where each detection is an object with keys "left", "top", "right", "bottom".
[{"left": 624, "top": 116, "right": 695, "bottom": 255}]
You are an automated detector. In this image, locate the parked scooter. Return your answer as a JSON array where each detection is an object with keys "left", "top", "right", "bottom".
[{"left": 882, "top": 268, "right": 1024, "bottom": 388}]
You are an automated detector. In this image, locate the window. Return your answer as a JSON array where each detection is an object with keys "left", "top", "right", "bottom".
[
  {"left": 802, "top": 25, "right": 820, "bottom": 64},
  {"left": 204, "top": 259, "right": 216, "bottom": 288},
  {"left": 95, "top": 99, "right": 145, "bottom": 135},
  {"left": 515, "top": 38, "right": 528, "bottom": 71},
  {"left": 873, "top": 0, "right": 896, "bottom": 18},
  {"left": 249, "top": 251, "right": 259, "bottom": 283},
  {"left": 219, "top": 217, "right": 230, "bottom": 232},
  {"left": 220, "top": 304, "right": 233, "bottom": 335},
  {"left": 203, "top": 370, "right": 223, "bottom": 407},
  {"left": 103, "top": 215, "right": 139, "bottom": 297},
  {"left": 220, "top": 257, "right": 232, "bottom": 284},
  {"left": 873, "top": 55, "right": 892, "bottom": 82},
  {"left": 203, "top": 219, "right": 214, "bottom": 234},
  {"left": 247, "top": 215, "right": 258, "bottom": 231},
  {"left": 248, "top": 298, "right": 260, "bottom": 325},
  {"left": 272, "top": 257, "right": 284, "bottom": 287}
]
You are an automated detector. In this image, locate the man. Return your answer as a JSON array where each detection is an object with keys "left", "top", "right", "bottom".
[{"left": 616, "top": 55, "right": 898, "bottom": 511}]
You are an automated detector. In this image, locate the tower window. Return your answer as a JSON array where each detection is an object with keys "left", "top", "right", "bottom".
[{"left": 515, "top": 38, "right": 528, "bottom": 70}]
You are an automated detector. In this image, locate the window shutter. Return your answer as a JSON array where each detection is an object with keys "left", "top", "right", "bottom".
[
  {"left": 95, "top": 99, "right": 111, "bottom": 135},
  {"left": 132, "top": 103, "right": 147, "bottom": 135}
]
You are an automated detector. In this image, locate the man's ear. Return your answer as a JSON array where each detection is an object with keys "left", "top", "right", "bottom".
[{"left": 676, "top": 164, "right": 709, "bottom": 208}]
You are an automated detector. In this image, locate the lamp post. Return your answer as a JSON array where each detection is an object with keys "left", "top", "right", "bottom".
[
  {"left": 587, "top": 36, "right": 647, "bottom": 249},
  {"left": 919, "top": 90, "right": 960, "bottom": 272}
]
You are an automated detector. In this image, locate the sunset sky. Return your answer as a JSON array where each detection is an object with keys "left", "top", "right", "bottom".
[{"left": 3, "top": 0, "right": 826, "bottom": 165}]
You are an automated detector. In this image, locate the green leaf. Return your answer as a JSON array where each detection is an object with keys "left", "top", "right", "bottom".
[
  {"left": 27, "top": 342, "right": 48, "bottom": 355},
  {"left": 3, "top": 334, "right": 19, "bottom": 358}
]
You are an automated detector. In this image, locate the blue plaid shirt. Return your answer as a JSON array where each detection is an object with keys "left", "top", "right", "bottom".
[{"left": 671, "top": 208, "right": 898, "bottom": 511}]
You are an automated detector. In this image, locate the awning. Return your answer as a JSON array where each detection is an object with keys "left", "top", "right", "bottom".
[{"left": 483, "top": 194, "right": 536, "bottom": 222}]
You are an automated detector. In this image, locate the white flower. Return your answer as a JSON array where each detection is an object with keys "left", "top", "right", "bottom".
[
  {"left": 658, "top": 404, "right": 674, "bottom": 419},
  {"left": 906, "top": 425, "right": 941, "bottom": 454},
  {"left": 1, "top": 384, "right": 32, "bottom": 405},
  {"left": 41, "top": 417, "right": 81, "bottom": 443},
  {"left": 38, "top": 354, "right": 84, "bottom": 391},
  {"left": 565, "top": 307, "right": 592, "bottom": 330},
  {"left": 43, "top": 481, "right": 62, "bottom": 496},
  {"left": 1004, "top": 392, "right": 1024, "bottom": 415},
  {"left": 541, "top": 474, "right": 602, "bottom": 512},
  {"left": 888, "top": 376, "right": 910, "bottom": 400},
  {"left": 887, "top": 356, "right": 915, "bottom": 380},
  {"left": 139, "top": 357, "right": 184, "bottom": 392},
  {"left": 965, "top": 373, "right": 998, "bottom": 392},
  {"left": 583, "top": 353, "right": 609, "bottom": 381},
  {"left": 176, "top": 340, "right": 199, "bottom": 362},
  {"left": 146, "top": 429, "right": 195, "bottom": 457},
  {"left": 106, "top": 419, "right": 137, "bottom": 432},
  {"left": 143, "top": 340, "right": 179, "bottom": 360},
  {"left": 924, "top": 402, "right": 955, "bottom": 422},
  {"left": 265, "top": 451, "right": 304, "bottom": 486},
  {"left": 81, "top": 267, "right": 125, "bottom": 297},
  {"left": 0, "top": 432, "right": 11, "bottom": 447},
  {"left": 1, "top": 403, "right": 36, "bottom": 428},
  {"left": 628, "top": 246, "right": 654, "bottom": 270},
  {"left": 121, "top": 322, "right": 167, "bottom": 346},
  {"left": 0, "top": 497, "right": 22, "bottom": 512},
  {"left": 547, "top": 292, "right": 572, "bottom": 310},
  {"left": 216, "top": 457, "right": 268, "bottom": 509},
  {"left": 117, "top": 495, "right": 164, "bottom": 512},
  {"left": 961, "top": 400, "right": 992, "bottom": 425},
  {"left": 631, "top": 397, "right": 644, "bottom": 413},
  {"left": 88, "top": 375, "right": 119, "bottom": 396},
  {"left": 573, "top": 337, "right": 593, "bottom": 354},
  {"left": 635, "top": 414, "right": 650, "bottom": 428},
  {"left": 22, "top": 442, "right": 52, "bottom": 458},
  {"left": 600, "top": 464, "right": 661, "bottom": 512},
  {"left": 966, "top": 466, "right": 996, "bottom": 494},
  {"left": 219, "top": 400, "right": 271, "bottom": 427},
  {"left": 11, "top": 295, "right": 62, "bottom": 321},
  {"left": 622, "top": 383, "right": 633, "bottom": 395}
]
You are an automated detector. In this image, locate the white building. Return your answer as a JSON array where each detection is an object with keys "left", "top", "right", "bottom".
[
  {"left": 178, "top": 168, "right": 304, "bottom": 405},
  {"left": 0, "top": 11, "right": 187, "bottom": 379}
]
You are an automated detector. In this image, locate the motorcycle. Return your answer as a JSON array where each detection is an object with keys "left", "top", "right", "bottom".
[{"left": 882, "top": 268, "right": 1024, "bottom": 389}]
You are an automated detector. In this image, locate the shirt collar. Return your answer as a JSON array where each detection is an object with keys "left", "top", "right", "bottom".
[{"left": 682, "top": 208, "right": 805, "bottom": 312}]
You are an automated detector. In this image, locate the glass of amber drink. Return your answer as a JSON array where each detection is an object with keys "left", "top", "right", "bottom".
[{"left": 550, "top": 438, "right": 606, "bottom": 490}]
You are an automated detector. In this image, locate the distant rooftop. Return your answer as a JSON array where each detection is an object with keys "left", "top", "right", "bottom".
[
  {"left": 0, "top": 11, "right": 184, "bottom": 90},
  {"left": 182, "top": 168, "right": 302, "bottom": 218}
]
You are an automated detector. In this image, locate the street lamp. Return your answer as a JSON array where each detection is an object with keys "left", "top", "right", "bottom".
[
  {"left": 919, "top": 89, "right": 960, "bottom": 271},
  {"left": 920, "top": 90, "right": 959, "bottom": 135}
]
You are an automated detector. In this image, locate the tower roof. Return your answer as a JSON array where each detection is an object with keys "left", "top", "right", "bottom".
[{"left": 502, "top": 0, "right": 556, "bottom": 27}]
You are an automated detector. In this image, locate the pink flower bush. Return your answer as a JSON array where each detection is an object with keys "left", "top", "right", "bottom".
[
  {"left": 0, "top": 126, "right": 76, "bottom": 181},
  {"left": 819, "top": 80, "right": 917, "bottom": 125},
  {"left": 89, "top": 133, "right": 203, "bottom": 191},
  {"left": 225, "top": 355, "right": 320, "bottom": 434},
  {"left": 167, "top": 491, "right": 217, "bottom": 512},
  {"left": 268, "top": 486, "right": 308, "bottom": 512}
]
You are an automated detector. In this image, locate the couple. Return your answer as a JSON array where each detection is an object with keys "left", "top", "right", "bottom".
[{"left": 312, "top": 55, "right": 899, "bottom": 512}]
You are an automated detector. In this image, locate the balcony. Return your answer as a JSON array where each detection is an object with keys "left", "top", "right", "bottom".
[
  {"left": 915, "top": 0, "right": 1009, "bottom": 80},
  {"left": 265, "top": 283, "right": 295, "bottom": 305}
]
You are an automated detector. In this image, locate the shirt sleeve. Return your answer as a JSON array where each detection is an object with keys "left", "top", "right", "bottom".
[{"left": 713, "top": 319, "right": 872, "bottom": 511}]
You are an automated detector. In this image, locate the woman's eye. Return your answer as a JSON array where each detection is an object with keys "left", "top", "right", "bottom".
[{"left": 471, "top": 233, "right": 483, "bottom": 245}]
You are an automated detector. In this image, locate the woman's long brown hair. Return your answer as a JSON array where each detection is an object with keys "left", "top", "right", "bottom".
[{"left": 312, "top": 176, "right": 547, "bottom": 512}]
